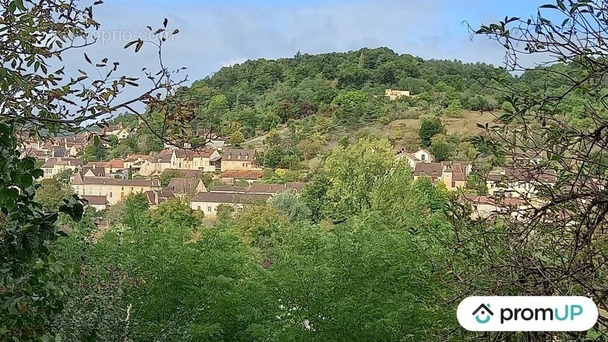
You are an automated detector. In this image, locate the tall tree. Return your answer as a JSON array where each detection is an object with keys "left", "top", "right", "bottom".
[
  {"left": 0, "top": 123, "right": 85, "bottom": 340},
  {"left": 419, "top": 116, "right": 445, "bottom": 147},
  {"left": 323, "top": 137, "right": 394, "bottom": 222}
]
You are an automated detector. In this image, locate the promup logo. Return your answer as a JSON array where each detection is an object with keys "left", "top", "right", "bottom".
[
  {"left": 472, "top": 304, "right": 493, "bottom": 324},
  {"left": 457, "top": 296, "right": 598, "bottom": 331}
]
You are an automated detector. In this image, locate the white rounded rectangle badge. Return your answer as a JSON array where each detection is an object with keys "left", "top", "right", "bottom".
[{"left": 457, "top": 296, "right": 598, "bottom": 331}]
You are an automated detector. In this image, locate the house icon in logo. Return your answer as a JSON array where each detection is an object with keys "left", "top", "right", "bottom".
[{"left": 472, "top": 304, "right": 493, "bottom": 324}]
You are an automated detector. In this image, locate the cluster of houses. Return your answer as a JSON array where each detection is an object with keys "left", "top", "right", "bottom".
[
  {"left": 22, "top": 131, "right": 303, "bottom": 217},
  {"left": 22, "top": 127, "right": 561, "bottom": 221},
  {"left": 396, "top": 148, "right": 471, "bottom": 192},
  {"left": 397, "top": 148, "right": 559, "bottom": 220}
]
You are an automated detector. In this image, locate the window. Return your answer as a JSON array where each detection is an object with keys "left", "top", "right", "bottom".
[
  {"left": 207, "top": 206, "right": 212, "bottom": 212},
  {"left": 451, "top": 181, "right": 456, "bottom": 188},
  {"left": 109, "top": 192, "right": 112, "bottom": 198},
  {"left": 421, "top": 154, "right": 426, "bottom": 161},
  {"left": 197, "top": 206, "right": 201, "bottom": 210}
]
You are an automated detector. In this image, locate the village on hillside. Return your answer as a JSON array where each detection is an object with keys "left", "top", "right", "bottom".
[{"left": 20, "top": 121, "right": 559, "bottom": 220}]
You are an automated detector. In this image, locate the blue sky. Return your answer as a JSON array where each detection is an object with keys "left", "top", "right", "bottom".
[{"left": 63, "top": 0, "right": 549, "bottom": 114}]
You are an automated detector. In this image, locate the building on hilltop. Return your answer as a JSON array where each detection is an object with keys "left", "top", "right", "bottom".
[{"left": 384, "top": 89, "right": 410, "bottom": 100}]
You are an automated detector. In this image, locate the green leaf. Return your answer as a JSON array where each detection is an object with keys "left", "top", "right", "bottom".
[
  {"left": 32, "top": 169, "right": 44, "bottom": 179},
  {"left": 21, "top": 174, "right": 33, "bottom": 188}
]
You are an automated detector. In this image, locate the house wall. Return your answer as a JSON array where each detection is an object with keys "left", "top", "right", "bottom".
[
  {"left": 43, "top": 164, "right": 78, "bottom": 179},
  {"left": 403, "top": 155, "right": 417, "bottom": 169},
  {"left": 221, "top": 160, "right": 261, "bottom": 172},
  {"left": 440, "top": 172, "right": 467, "bottom": 191},
  {"left": 414, "top": 150, "right": 432, "bottom": 162},
  {"left": 73, "top": 183, "right": 161, "bottom": 205},
  {"left": 192, "top": 157, "right": 214, "bottom": 172},
  {"left": 191, "top": 200, "right": 245, "bottom": 218}
]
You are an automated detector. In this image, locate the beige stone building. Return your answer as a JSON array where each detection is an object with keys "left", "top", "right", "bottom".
[
  {"left": 220, "top": 148, "right": 262, "bottom": 172},
  {"left": 190, "top": 192, "right": 271, "bottom": 218},
  {"left": 71, "top": 172, "right": 162, "bottom": 205},
  {"left": 41, "top": 157, "right": 83, "bottom": 179},
  {"left": 412, "top": 161, "right": 471, "bottom": 191},
  {"left": 385, "top": 89, "right": 410, "bottom": 100},
  {"left": 102, "top": 124, "right": 132, "bottom": 140},
  {"left": 441, "top": 162, "right": 471, "bottom": 191},
  {"left": 413, "top": 162, "right": 444, "bottom": 183},
  {"left": 138, "top": 148, "right": 221, "bottom": 176}
]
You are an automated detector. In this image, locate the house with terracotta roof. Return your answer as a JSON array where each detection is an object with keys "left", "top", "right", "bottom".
[
  {"left": 71, "top": 172, "right": 162, "bottom": 205},
  {"left": 219, "top": 170, "right": 264, "bottom": 185},
  {"left": 220, "top": 148, "right": 262, "bottom": 172}
]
